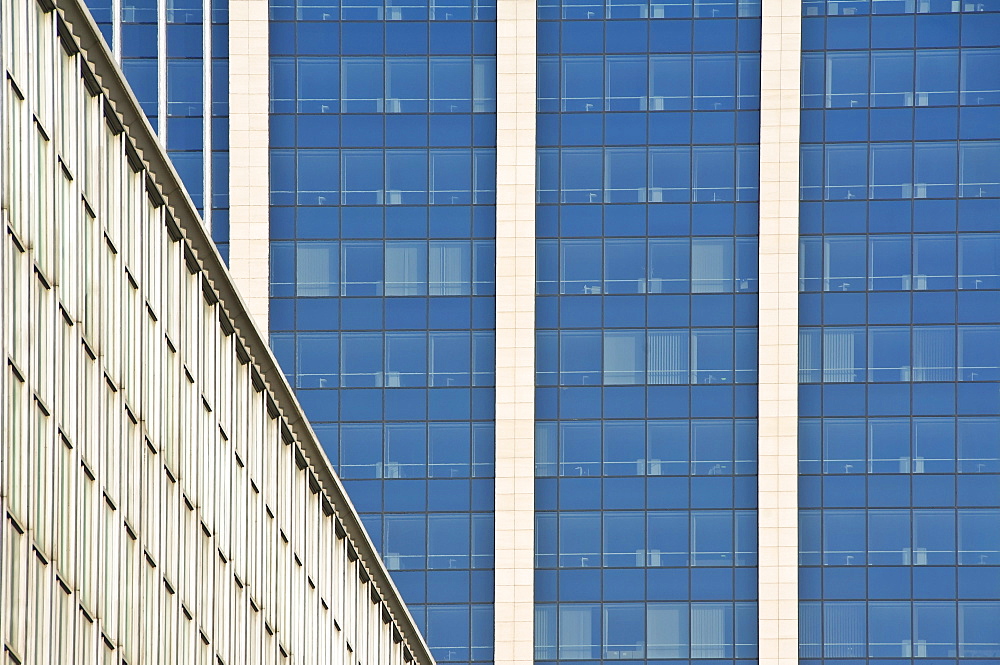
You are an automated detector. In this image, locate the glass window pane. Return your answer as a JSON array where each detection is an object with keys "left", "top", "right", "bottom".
[
  {"left": 826, "top": 52, "right": 868, "bottom": 108},
  {"left": 429, "top": 423, "right": 471, "bottom": 478},
  {"left": 691, "top": 511, "right": 732, "bottom": 565},
  {"left": 824, "top": 602, "right": 865, "bottom": 658},
  {"left": 691, "top": 603, "right": 733, "bottom": 657},
  {"left": 341, "top": 57, "right": 383, "bottom": 112},
  {"left": 959, "top": 234, "right": 1000, "bottom": 289},
  {"left": 561, "top": 421, "right": 601, "bottom": 476},
  {"left": 868, "top": 601, "right": 911, "bottom": 657},
  {"left": 648, "top": 512, "right": 689, "bottom": 565},
  {"left": 385, "top": 241, "right": 427, "bottom": 296},
  {"left": 385, "top": 423, "right": 426, "bottom": 478},
  {"left": 341, "top": 332, "right": 382, "bottom": 386},
  {"left": 385, "top": 331, "right": 426, "bottom": 386},
  {"left": 604, "top": 331, "right": 644, "bottom": 385},
  {"left": 297, "top": 332, "right": 339, "bottom": 388},
  {"left": 959, "top": 142, "right": 1000, "bottom": 198},
  {"left": 961, "top": 49, "right": 1000, "bottom": 106},
  {"left": 871, "top": 51, "right": 913, "bottom": 107},
  {"left": 341, "top": 241, "right": 384, "bottom": 295},
  {"left": 603, "top": 513, "right": 645, "bottom": 567},
  {"left": 559, "top": 514, "right": 601, "bottom": 568},
  {"left": 648, "top": 603, "right": 689, "bottom": 658},
  {"left": 298, "top": 57, "right": 340, "bottom": 113},
  {"left": 386, "top": 58, "right": 427, "bottom": 112},
  {"left": 916, "top": 50, "right": 958, "bottom": 106},
  {"left": 959, "top": 326, "right": 1000, "bottom": 381},
  {"left": 386, "top": 149, "right": 429, "bottom": 205},
  {"left": 430, "top": 57, "right": 472, "bottom": 113},
  {"left": 648, "top": 239, "right": 690, "bottom": 293},
  {"left": 606, "top": 56, "right": 647, "bottom": 111},
  {"left": 868, "top": 327, "right": 910, "bottom": 381},
  {"left": 297, "top": 241, "right": 339, "bottom": 296},
  {"left": 562, "top": 56, "right": 603, "bottom": 112},
  {"left": 429, "top": 332, "right": 471, "bottom": 386},
  {"left": 603, "top": 604, "right": 645, "bottom": 659},
  {"left": 558, "top": 604, "right": 601, "bottom": 659},
  {"left": 429, "top": 240, "right": 471, "bottom": 295},
  {"left": 340, "top": 423, "right": 383, "bottom": 478},
  {"left": 649, "top": 55, "right": 691, "bottom": 110},
  {"left": 692, "top": 238, "right": 733, "bottom": 292}
]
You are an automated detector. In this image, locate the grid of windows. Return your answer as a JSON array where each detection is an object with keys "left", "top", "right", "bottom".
[
  {"left": 797, "top": 3, "right": 1000, "bottom": 662},
  {"left": 534, "top": 2, "right": 760, "bottom": 661},
  {"left": 82, "top": 0, "right": 232, "bottom": 259},
  {"left": 266, "top": 1, "right": 498, "bottom": 661},
  {"left": 0, "top": 1, "right": 430, "bottom": 662}
]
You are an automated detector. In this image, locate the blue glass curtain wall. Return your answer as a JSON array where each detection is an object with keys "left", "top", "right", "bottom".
[
  {"left": 535, "top": 1, "right": 761, "bottom": 662},
  {"left": 267, "top": 1, "right": 498, "bottom": 661},
  {"left": 798, "top": 4, "right": 1000, "bottom": 663}
]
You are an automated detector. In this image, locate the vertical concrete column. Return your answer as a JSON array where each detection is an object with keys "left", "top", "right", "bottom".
[
  {"left": 228, "top": 0, "right": 270, "bottom": 331},
  {"left": 157, "top": 0, "right": 166, "bottom": 142},
  {"left": 494, "top": 0, "right": 536, "bottom": 661},
  {"left": 757, "top": 0, "right": 801, "bottom": 662},
  {"left": 202, "top": 0, "right": 213, "bottom": 230}
]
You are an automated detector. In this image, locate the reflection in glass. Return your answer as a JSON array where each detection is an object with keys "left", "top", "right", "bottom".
[
  {"left": 916, "top": 50, "right": 958, "bottom": 107},
  {"left": 961, "top": 49, "right": 1000, "bottom": 106},
  {"left": 824, "top": 602, "right": 865, "bottom": 658},
  {"left": 647, "top": 604, "right": 689, "bottom": 658},
  {"left": 692, "top": 238, "right": 733, "bottom": 292},
  {"left": 691, "top": 603, "right": 733, "bottom": 657},
  {"left": 384, "top": 241, "right": 426, "bottom": 295},
  {"left": 958, "top": 418, "right": 1000, "bottom": 473},
  {"left": 960, "top": 142, "right": 1000, "bottom": 198},
  {"left": 959, "top": 234, "right": 1000, "bottom": 289},
  {"left": 385, "top": 331, "right": 426, "bottom": 386},
  {"left": 297, "top": 332, "right": 339, "bottom": 387},
  {"left": 868, "top": 601, "right": 911, "bottom": 657},
  {"left": 871, "top": 51, "right": 913, "bottom": 107},
  {"left": 826, "top": 52, "right": 868, "bottom": 108},
  {"left": 385, "top": 423, "right": 426, "bottom": 478},
  {"left": 959, "top": 326, "right": 1000, "bottom": 381},
  {"left": 559, "top": 604, "right": 600, "bottom": 659},
  {"left": 604, "top": 330, "right": 645, "bottom": 384},
  {"left": 341, "top": 332, "right": 383, "bottom": 386},
  {"left": 649, "top": 54, "right": 691, "bottom": 110},
  {"left": 823, "top": 328, "right": 865, "bottom": 382}
]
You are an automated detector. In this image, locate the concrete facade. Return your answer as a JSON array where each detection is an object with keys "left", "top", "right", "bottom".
[
  {"left": 228, "top": 0, "right": 271, "bottom": 331},
  {"left": 0, "top": 1, "right": 432, "bottom": 662},
  {"left": 493, "top": 0, "right": 536, "bottom": 660},
  {"left": 757, "top": 0, "right": 801, "bottom": 662}
]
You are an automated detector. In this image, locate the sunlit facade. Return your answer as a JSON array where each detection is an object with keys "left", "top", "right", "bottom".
[
  {"left": 38, "top": 0, "right": 1000, "bottom": 661},
  {"left": 0, "top": 0, "right": 432, "bottom": 663}
]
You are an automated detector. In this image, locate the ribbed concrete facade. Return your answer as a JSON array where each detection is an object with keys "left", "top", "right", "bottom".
[{"left": 0, "top": 1, "right": 433, "bottom": 663}]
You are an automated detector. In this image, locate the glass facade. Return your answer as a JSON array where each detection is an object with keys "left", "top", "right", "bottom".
[
  {"left": 265, "top": 1, "right": 498, "bottom": 662},
  {"left": 534, "top": 1, "right": 761, "bottom": 661},
  {"left": 83, "top": 0, "right": 232, "bottom": 259},
  {"left": 798, "top": 2, "right": 1000, "bottom": 661}
]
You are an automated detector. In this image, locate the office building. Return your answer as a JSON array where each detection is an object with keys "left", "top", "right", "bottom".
[
  {"left": 64, "top": 0, "right": 1000, "bottom": 661},
  {"left": 0, "top": 0, "right": 432, "bottom": 662},
  {"left": 82, "top": 0, "right": 232, "bottom": 260}
]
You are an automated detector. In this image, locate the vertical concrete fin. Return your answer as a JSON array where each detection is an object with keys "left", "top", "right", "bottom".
[
  {"left": 758, "top": 0, "right": 802, "bottom": 662},
  {"left": 228, "top": 0, "right": 270, "bottom": 332}
]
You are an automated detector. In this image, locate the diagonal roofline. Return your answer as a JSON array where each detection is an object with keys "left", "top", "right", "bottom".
[{"left": 53, "top": 1, "right": 436, "bottom": 661}]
